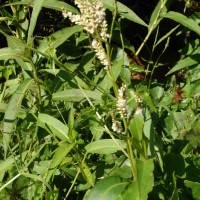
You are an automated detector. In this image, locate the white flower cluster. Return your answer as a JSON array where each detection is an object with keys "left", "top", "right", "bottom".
[
  {"left": 117, "top": 84, "right": 127, "bottom": 118},
  {"left": 92, "top": 39, "right": 109, "bottom": 68},
  {"left": 111, "top": 120, "right": 123, "bottom": 133},
  {"left": 62, "top": 0, "right": 110, "bottom": 68},
  {"left": 62, "top": 0, "right": 109, "bottom": 41},
  {"left": 131, "top": 91, "right": 142, "bottom": 104}
]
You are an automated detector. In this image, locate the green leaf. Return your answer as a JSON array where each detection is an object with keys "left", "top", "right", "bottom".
[
  {"left": 100, "top": 0, "right": 147, "bottom": 27},
  {"left": 8, "top": 0, "right": 78, "bottom": 13},
  {"left": 85, "top": 139, "right": 126, "bottom": 154},
  {"left": 42, "top": 0, "right": 78, "bottom": 13},
  {"left": 7, "top": 36, "right": 25, "bottom": 52},
  {"left": 122, "top": 159, "right": 154, "bottom": 200},
  {"left": 180, "top": 39, "right": 200, "bottom": 56},
  {"left": 0, "top": 47, "right": 30, "bottom": 61},
  {"left": 82, "top": 163, "right": 94, "bottom": 186},
  {"left": 0, "top": 151, "right": 28, "bottom": 182},
  {"left": 86, "top": 176, "right": 128, "bottom": 200},
  {"left": 142, "top": 92, "right": 157, "bottom": 112},
  {"left": 0, "top": 157, "right": 15, "bottom": 181},
  {"left": 170, "top": 172, "right": 179, "bottom": 200},
  {"left": 150, "top": 86, "right": 164, "bottom": 101},
  {"left": 143, "top": 109, "right": 155, "bottom": 158},
  {"left": 99, "top": 48, "right": 125, "bottom": 90},
  {"left": 162, "top": 11, "right": 200, "bottom": 36},
  {"left": 3, "top": 78, "right": 33, "bottom": 133},
  {"left": 52, "top": 89, "right": 102, "bottom": 102},
  {"left": 149, "top": 0, "right": 168, "bottom": 31},
  {"left": 45, "top": 142, "right": 73, "bottom": 182},
  {"left": 37, "top": 25, "right": 84, "bottom": 53},
  {"left": 0, "top": 103, "right": 25, "bottom": 116},
  {"left": 5, "top": 36, "right": 33, "bottom": 77},
  {"left": 3, "top": 79, "right": 33, "bottom": 156},
  {"left": 184, "top": 180, "right": 200, "bottom": 200},
  {"left": 166, "top": 54, "right": 200, "bottom": 75},
  {"left": 22, "top": 173, "right": 53, "bottom": 194},
  {"left": 27, "top": 0, "right": 44, "bottom": 44},
  {"left": 37, "top": 113, "right": 70, "bottom": 142},
  {"left": 155, "top": 25, "right": 179, "bottom": 47},
  {"left": 129, "top": 110, "right": 144, "bottom": 142},
  {"left": 68, "top": 107, "right": 75, "bottom": 133}
]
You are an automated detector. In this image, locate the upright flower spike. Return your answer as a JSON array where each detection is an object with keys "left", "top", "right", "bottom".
[
  {"left": 117, "top": 84, "right": 127, "bottom": 118},
  {"left": 62, "top": 0, "right": 109, "bottom": 41},
  {"left": 62, "top": 0, "right": 110, "bottom": 69},
  {"left": 91, "top": 39, "right": 109, "bottom": 68},
  {"left": 112, "top": 120, "right": 123, "bottom": 133},
  {"left": 131, "top": 91, "right": 142, "bottom": 104}
]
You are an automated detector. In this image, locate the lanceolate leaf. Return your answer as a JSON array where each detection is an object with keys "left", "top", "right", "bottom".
[
  {"left": 3, "top": 78, "right": 33, "bottom": 133},
  {"left": 123, "top": 159, "right": 154, "bottom": 200},
  {"left": 166, "top": 54, "right": 200, "bottom": 75},
  {"left": 86, "top": 176, "right": 128, "bottom": 200},
  {"left": 0, "top": 47, "right": 30, "bottom": 61},
  {"left": 27, "top": 0, "right": 44, "bottom": 44},
  {"left": 129, "top": 110, "right": 144, "bottom": 142},
  {"left": 37, "top": 25, "right": 84, "bottom": 53},
  {"left": 6, "top": 0, "right": 78, "bottom": 13},
  {"left": 0, "top": 151, "right": 28, "bottom": 182},
  {"left": 52, "top": 89, "right": 102, "bottom": 102},
  {"left": 100, "top": 0, "right": 147, "bottom": 27},
  {"left": 149, "top": 0, "right": 168, "bottom": 31},
  {"left": 45, "top": 142, "right": 73, "bottom": 182},
  {"left": 3, "top": 79, "right": 33, "bottom": 156},
  {"left": 0, "top": 103, "right": 25, "bottom": 116},
  {"left": 162, "top": 11, "right": 200, "bottom": 36},
  {"left": 85, "top": 139, "right": 126, "bottom": 154},
  {"left": 37, "top": 113, "right": 70, "bottom": 142},
  {"left": 41, "top": 0, "right": 79, "bottom": 13}
]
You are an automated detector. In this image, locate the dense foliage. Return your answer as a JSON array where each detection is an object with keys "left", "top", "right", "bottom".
[{"left": 0, "top": 0, "right": 199, "bottom": 199}]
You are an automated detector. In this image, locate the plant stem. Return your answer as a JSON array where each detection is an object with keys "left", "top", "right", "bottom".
[
  {"left": 0, "top": 174, "right": 21, "bottom": 192},
  {"left": 107, "top": 69, "right": 119, "bottom": 97},
  {"left": 135, "top": 0, "right": 168, "bottom": 58},
  {"left": 64, "top": 168, "right": 80, "bottom": 200},
  {"left": 104, "top": 0, "right": 119, "bottom": 98},
  {"left": 127, "top": 136, "right": 137, "bottom": 181},
  {"left": 108, "top": 0, "right": 118, "bottom": 45},
  {"left": 123, "top": 118, "right": 137, "bottom": 181},
  {"left": 30, "top": 62, "right": 42, "bottom": 105}
]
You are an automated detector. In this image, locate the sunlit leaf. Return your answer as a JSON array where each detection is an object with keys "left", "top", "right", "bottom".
[
  {"left": 149, "top": 0, "right": 169, "bottom": 31},
  {"left": 162, "top": 11, "right": 200, "bottom": 36},
  {"left": 0, "top": 103, "right": 25, "bottom": 116},
  {"left": 86, "top": 176, "right": 128, "bottom": 200},
  {"left": 100, "top": 0, "right": 147, "bottom": 27},
  {"left": 27, "top": 0, "right": 44, "bottom": 44},
  {"left": 0, "top": 47, "right": 30, "bottom": 61},
  {"left": 37, "top": 25, "right": 84, "bottom": 53},
  {"left": 37, "top": 113, "right": 70, "bottom": 142},
  {"left": 185, "top": 180, "right": 200, "bottom": 200},
  {"left": 129, "top": 111, "right": 144, "bottom": 142},
  {"left": 3, "top": 79, "right": 33, "bottom": 156},
  {"left": 52, "top": 89, "right": 102, "bottom": 102},
  {"left": 82, "top": 163, "right": 94, "bottom": 186},
  {"left": 6, "top": 0, "right": 78, "bottom": 13},
  {"left": 122, "top": 159, "right": 154, "bottom": 200},
  {"left": 85, "top": 139, "right": 126, "bottom": 154}
]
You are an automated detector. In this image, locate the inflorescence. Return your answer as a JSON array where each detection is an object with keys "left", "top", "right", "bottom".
[
  {"left": 116, "top": 84, "right": 127, "bottom": 119},
  {"left": 62, "top": 0, "right": 110, "bottom": 68}
]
